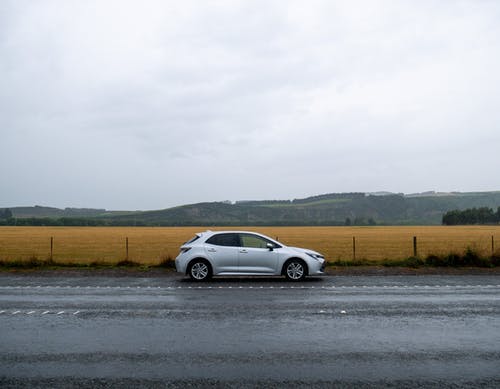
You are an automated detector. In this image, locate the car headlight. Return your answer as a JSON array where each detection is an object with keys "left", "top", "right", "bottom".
[{"left": 306, "top": 252, "right": 324, "bottom": 261}]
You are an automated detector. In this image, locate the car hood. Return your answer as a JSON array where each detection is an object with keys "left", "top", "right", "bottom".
[{"left": 289, "top": 246, "right": 323, "bottom": 257}]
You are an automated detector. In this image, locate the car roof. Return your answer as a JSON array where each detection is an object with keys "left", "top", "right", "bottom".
[
  {"left": 200, "top": 230, "right": 265, "bottom": 235},
  {"left": 196, "top": 230, "right": 276, "bottom": 240}
]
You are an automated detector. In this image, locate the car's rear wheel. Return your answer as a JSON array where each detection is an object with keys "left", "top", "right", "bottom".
[
  {"left": 284, "top": 259, "right": 306, "bottom": 281},
  {"left": 188, "top": 259, "right": 212, "bottom": 281}
]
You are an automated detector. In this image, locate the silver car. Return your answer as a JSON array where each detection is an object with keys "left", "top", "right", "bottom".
[{"left": 175, "top": 230, "right": 326, "bottom": 281}]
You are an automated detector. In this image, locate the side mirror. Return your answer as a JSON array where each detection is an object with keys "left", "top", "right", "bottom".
[{"left": 266, "top": 243, "right": 274, "bottom": 251}]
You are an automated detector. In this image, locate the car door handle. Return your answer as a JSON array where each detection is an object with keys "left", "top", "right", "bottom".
[
  {"left": 207, "top": 248, "right": 217, "bottom": 252},
  {"left": 239, "top": 249, "right": 248, "bottom": 254}
]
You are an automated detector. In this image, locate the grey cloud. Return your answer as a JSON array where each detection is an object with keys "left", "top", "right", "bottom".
[{"left": 1, "top": 1, "right": 500, "bottom": 210}]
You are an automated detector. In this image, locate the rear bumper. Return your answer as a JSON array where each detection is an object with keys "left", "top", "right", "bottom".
[{"left": 174, "top": 256, "right": 187, "bottom": 274}]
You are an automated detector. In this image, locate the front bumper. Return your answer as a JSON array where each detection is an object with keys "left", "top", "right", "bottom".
[{"left": 308, "top": 259, "right": 326, "bottom": 275}]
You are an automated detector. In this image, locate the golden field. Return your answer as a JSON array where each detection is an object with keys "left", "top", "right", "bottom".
[{"left": 0, "top": 226, "right": 499, "bottom": 265}]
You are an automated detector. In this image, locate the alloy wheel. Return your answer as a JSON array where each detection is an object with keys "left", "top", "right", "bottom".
[
  {"left": 190, "top": 262, "right": 209, "bottom": 281},
  {"left": 286, "top": 261, "right": 305, "bottom": 281}
]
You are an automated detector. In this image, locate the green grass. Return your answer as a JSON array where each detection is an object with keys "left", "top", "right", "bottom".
[
  {"left": 0, "top": 256, "right": 176, "bottom": 270},
  {"left": 327, "top": 248, "right": 500, "bottom": 268},
  {"left": 1, "top": 249, "right": 499, "bottom": 270}
]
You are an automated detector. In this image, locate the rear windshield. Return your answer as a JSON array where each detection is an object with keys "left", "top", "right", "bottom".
[{"left": 183, "top": 235, "right": 200, "bottom": 245}]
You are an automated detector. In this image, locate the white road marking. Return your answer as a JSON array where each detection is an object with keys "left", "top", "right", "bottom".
[
  {"left": 13, "top": 311, "right": 21, "bottom": 315},
  {"left": 73, "top": 311, "right": 80, "bottom": 315},
  {"left": 27, "top": 311, "right": 35, "bottom": 315},
  {"left": 57, "top": 311, "right": 65, "bottom": 315},
  {"left": 1, "top": 284, "right": 500, "bottom": 291},
  {"left": 42, "top": 311, "right": 50, "bottom": 315}
]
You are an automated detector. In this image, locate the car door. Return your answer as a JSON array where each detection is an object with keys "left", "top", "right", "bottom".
[
  {"left": 238, "top": 233, "right": 278, "bottom": 274},
  {"left": 204, "top": 233, "right": 240, "bottom": 273}
]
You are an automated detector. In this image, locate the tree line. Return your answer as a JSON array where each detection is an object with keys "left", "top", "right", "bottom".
[
  {"left": 0, "top": 208, "right": 13, "bottom": 219},
  {"left": 442, "top": 207, "right": 500, "bottom": 225},
  {"left": 0, "top": 217, "right": 353, "bottom": 227},
  {"left": 0, "top": 217, "right": 150, "bottom": 227}
]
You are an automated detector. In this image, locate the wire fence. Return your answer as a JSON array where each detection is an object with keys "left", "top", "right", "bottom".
[{"left": 0, "top": 226, "right": 499, "bottom": 265}]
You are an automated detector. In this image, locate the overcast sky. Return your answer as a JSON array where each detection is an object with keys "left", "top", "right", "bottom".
[{"left": 1, "top": 1, "right": 499, "bottom": 210}]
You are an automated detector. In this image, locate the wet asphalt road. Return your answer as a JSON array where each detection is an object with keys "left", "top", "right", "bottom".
[{"left": 1, "top": 273, "right": 500, "bottom": 388}]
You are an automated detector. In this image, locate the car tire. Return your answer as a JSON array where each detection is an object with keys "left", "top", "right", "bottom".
[
  {"left": 188, "top": 259, "right": 212, "bottom": 281},
  {"left": 284, "top": 259, "right": 306, "bottom": 281}
]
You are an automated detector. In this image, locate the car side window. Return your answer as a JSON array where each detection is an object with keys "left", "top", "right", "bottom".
[
  {"left": 240, "top": 234, "right": 275, "bottom": 249},
  {"left": 206, "top": 233, "right": 240, "bottom": 247}
]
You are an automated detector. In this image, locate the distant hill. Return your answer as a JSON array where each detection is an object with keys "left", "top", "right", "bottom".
[
  {"left": 110, "top": 191, "right": 499, "bottom": 226},
  {"left": 2, "top": 191, "right": 500, "bottom": 226},
  {"left": 3, "top": 206, "right": 121, "bottom": 218}
]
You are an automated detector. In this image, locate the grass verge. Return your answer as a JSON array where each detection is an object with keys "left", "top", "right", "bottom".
[
  {"left": 0, "top": 256, "right": 176, "bottom": 271},
  {"left": 1, "top": 248, "right": 499, "bottom": 270},
  {"left": 328, "top": 247, "right": 500, "bottom": 268}
]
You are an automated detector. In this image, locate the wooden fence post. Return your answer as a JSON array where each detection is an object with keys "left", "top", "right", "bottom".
[
  {"left": 126, "top": 237, "right": 129, "bottom": 260},
  {"left": 353, "top": 236, "right": 356, "bottom": 261},
  {"left": 50, "top": 237, "right": 53, "bottom": 261},
  {"left": 413, "top": 236, "right": 417, "bottom": 257},
  {"left": 492, "top": 236, "right": 495, "bottom": 256}
]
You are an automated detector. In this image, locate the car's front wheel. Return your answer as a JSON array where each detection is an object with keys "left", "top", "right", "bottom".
[
  {"left": 188, "top": 259, "right": 212, "bottom": 281},
  {"left": 284, "top": 259, "right": 306, "bottom": 281}
]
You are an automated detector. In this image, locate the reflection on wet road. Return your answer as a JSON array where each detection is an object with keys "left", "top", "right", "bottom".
[{"left": 1, "top": 274, "right": 500, "bottom": 388}]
